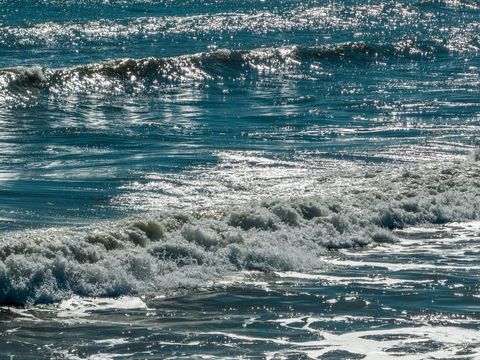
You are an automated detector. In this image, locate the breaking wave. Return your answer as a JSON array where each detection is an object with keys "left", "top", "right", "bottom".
[
  {"left": 0, "top": 153, "right": 479, "bottom": 305},
  {"left": 0, "top": 42, "right": 456, "bottom": 106}
]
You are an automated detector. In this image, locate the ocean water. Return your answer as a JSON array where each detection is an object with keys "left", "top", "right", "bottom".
[{"left": 0, "top": 0, "right": 479, "bottom": 358}]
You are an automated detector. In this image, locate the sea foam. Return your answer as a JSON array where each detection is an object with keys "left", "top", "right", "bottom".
[{"left": 0, "top": 153, "right": 478, "bottom": 305}]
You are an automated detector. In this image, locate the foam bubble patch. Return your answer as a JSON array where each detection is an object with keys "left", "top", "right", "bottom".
[{"left": 0, "top": 155, "right": 479, "bottom": 305}]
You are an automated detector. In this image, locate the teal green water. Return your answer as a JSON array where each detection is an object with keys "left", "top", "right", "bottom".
[{"left": 0, "top": 0, "right": 479, "bottom": 358}]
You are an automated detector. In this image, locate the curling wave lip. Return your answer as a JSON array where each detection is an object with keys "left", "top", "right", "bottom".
[{"left": 0, "top": 41, "right": 461, "bottom": 107}]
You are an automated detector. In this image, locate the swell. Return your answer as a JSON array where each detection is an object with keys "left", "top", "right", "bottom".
[
  {"left": 2, "top": 4, "right": 478, "bottom": 49},
  {"left": 0, "top": 153, "right": 479, "bottom": 305},
  {"left": 0, "top": 42, "right": 454, "bottom": 105}
]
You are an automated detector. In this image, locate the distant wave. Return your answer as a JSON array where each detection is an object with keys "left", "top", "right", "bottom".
[
  {"left": 1, "top": 4, "right": 478, "bottom": 49},
  {"left": 0, "top": 42, "right": 455, "bottom": 106},
  {"left": 0, "top": 152, "right": 479, "bottom": 305}
]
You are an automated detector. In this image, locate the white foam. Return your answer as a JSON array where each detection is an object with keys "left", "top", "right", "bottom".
[
  {"left": 0, "top": 154, "right": 479, "bottom": 305},
  {"left": 262, "top": 326, "right": 480, "bottom": 359},
  {"left": 93, "top": 338, "right": 129, "bottom": 346},
  {"left": 275, "top": 271, "right": 433, "bottom": 285},
  {"left": 327, "top": 258, "right": 480, "bottom": 271},
  {"left": 57, "top": 296, "right": 147, "bottom": 319}
]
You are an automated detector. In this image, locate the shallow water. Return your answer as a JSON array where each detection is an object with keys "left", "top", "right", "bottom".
[
  {"left": 0, "top": 0, "right": 479, "bottom": 358},
  {"left": 1, "top": 222, "right": 479, "bottom": 359}
]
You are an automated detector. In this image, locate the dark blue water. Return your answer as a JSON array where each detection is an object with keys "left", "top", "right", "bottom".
[{"left": 0, "top": 0, "right": 479, "bottom": 358}]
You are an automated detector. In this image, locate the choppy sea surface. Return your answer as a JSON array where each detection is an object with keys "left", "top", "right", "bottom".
[{"left": 0, "top": 0, "right": 479, "bottom": 358}]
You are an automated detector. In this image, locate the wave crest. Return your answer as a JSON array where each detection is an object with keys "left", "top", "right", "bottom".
[{"left": 0, "top": 42, "right": 454, "bottom": 106}]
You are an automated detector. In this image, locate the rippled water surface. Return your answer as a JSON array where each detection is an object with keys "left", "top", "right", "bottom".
[
  {"left": 0, "top": 0, "right": 479, "bottom": 358},
  {"left": 1, "top": 222, "right": 479, "bottom": 359}
]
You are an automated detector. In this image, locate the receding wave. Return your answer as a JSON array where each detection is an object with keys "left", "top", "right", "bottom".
[
  {"left": 0, "top": 42, "right": 457, "bottom": 106},
  {"left": 0, "top": 152, "right": 479, "bottom": 305}
]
